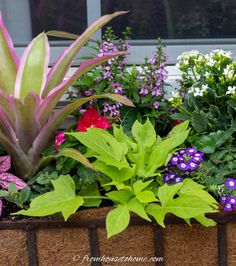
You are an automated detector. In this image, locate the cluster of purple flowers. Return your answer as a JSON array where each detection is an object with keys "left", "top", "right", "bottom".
[
  {"left": 163, "top": 147, "right": 204, "bottom": 184},
  {"left": 220, "top": 178, "right": 236, "bottom": 212},
  {"left": 102, "top": 82, "right": 125, "bottom": 117},
  {"left": 97, "top": 40, "right": 126, "bottom": 82},
  {"left": 97, "top": 40, "right": 128, "bottom": 117},
  {"left": 138, "top": 52, "right": 168, "bottom": 110}
]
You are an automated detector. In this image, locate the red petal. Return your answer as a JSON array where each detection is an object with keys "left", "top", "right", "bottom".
[
  {"left": 82, "top": 108, "right": 100, "bottom": 123},
  {"left": 172, "top": 120, "right": 181, "bottom": 125},
  {"left": 95, "top": 117, "right": 111, "bottom": 130},
  {"left": 77, "top": 118, "right": 91, "bottom": 132}
]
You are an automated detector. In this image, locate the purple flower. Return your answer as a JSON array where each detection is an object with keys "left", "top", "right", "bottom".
[
  {"left": 185, "top": 147, "right": 197, "bottom": 155},
  {"left": 170, "top": 156, "right": 179, "bottom": 165},
  {"left": 169, "top": 172, "right": 177, "bottom": 180},
  {"left": 225, "top": 178, "right": 236, "bottom": 190},
  {"left": 227, "top": 196, "right": 236, "bottom": 205},
  {"left": 188, "top": 161, "right": 199, "bottom": 171},
  {"left": 139, "top": 87, "right": 149, "bottom": 95},
  {"left": 174, "top": 176, "right": 184, "bottom": 184},
  {"left": 191, "top": 156, "right": 203, "bottom": 163},
  {"left": 220, "top": 196, "right": 227, "bottom": 204},
  {"left": 176, "top": 149, "right": 186, "bottom": 155},
  {"left": 153, "top": 101, "right": 159, "bottom": 109},
  {"left": 163, "top": 174, "right": 172, "bottom": 184},
  {"left": 177, "top": 162, "right": 189, "bottom": 171},
  {"left": 194, "top": 152, "right": 204, "bottom": 157},
  {"left": 223, "top": 203, "right": 233, "bottom": 212}
]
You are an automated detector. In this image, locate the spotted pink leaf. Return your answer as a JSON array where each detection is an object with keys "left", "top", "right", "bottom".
[
  {"left": 0, "top": 173, "right": 27, "bottom": 190},
  {"left": 0, "top": 155, "right": 11, "bottom": 173},
  {"left": 0, "top": 198, "right": 2, "bottom": 216}
]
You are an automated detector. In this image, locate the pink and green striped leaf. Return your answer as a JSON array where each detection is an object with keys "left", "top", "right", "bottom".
[
  {"left": 0, "top": 94, "right": 16, "bottom": 126},
  {"left": 42, "top": 11, "right": 128, "bottom": 98},
  {"left": 0, "top": 13, "right": 19, "bottom": 95},
  {"left": 46, "top": 30, "right": 79, "bottom": 40},
  {"left": 14, "top": 93, "right": 41, "bottom": 152},
  {"left": 14, "top": 33, "right": 50, "bottom": 99},
  {"left": 46, "top": 30, "right": 96, "bottom": 42}
]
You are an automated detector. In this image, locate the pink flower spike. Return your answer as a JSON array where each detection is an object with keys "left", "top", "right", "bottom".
[
  {"left": 0, "top": 155, "right": 11, "bottom": 173},
  {"left": 0, "top": 173, "right": 27, "bottom": 190},
  {"left": 55, "top": 132, "right": 66, "bottom": 153}
]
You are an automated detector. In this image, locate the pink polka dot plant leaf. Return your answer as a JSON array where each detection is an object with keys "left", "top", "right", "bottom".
[
  {"left": 0, "top": 155, "right": 11, "bottom": 173},
  {"left": 0, "top": 172, "right": 27, "bottom": 190},
  {"left": 0, "top": 155, "right": 27, "bottom": 190}
]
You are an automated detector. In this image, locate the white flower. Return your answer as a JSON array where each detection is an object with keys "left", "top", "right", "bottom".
[
  {"left": 204, "top": 71, "right": 211, "bottom": 77},
  {"left": 226, "top": 86, "right": 236, "bottom": 95},
  {"left": 168, "top": 90, "right": 180, "bottom": 102},
  {"left": 201, "top": 84, "right": 208, "bottom": 92},
  {"left": 206, "top": 58, "right": 216, "bottom": 67},
  {"left": 189, "top": 85, "right": 208, "bottom": 97},
  {"left": 223, "top": 65, "right": 234, "bottom": 79},
  {"left": 193, "top": 87, "right": 203, "bottom": 97}
]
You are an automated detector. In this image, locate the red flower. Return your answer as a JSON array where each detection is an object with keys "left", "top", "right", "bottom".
[
  {"left": 77, "top": 108, "right": 110, "bottom": 132},
  {"left": 55, "top": 132, "right": 66, "bottom": 153},
  {"left": 172, "top": 120, "right": 181, "bottom": 125}
]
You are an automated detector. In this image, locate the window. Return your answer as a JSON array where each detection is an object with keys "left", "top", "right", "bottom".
[{"left": 1, "top": 0, "right": 235, "bottom": 65}]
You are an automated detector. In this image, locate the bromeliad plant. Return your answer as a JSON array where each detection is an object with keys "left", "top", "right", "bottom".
[
  {"left": 15, "top": 119, "right": 218, "bottom": 237},
  {"left": 0, "top": 11, "right": 133, "bottom": 180}
]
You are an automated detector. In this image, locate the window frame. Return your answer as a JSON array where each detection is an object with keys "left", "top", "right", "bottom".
[{"left": 11, "top": 0, "right": 236, "bottom": 65}]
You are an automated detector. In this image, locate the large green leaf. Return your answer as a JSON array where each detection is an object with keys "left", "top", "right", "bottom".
[
  {"left": 69, "top": 128, "right": 129, "bottom": 169},
  {"left": 106, "top": 205, "right": 130, "bottom": 238},
  {"left": 191, "top": 111, "right": 209, "bottom": 133},
  {"left": 147, "top": 179, "right": 217, "bottom": 227},
  {"left": 132, "top": 119, "right": 156, "bottom": 148},
  {"left": 14, "top": 175, "right": 84, "bottom": 220},
  {"left": 58, "top": 148, "right": 95, "bottom": 170},
  {"left": 14, "top": 33, "right": 49, "bottom": 99},
  {"left": 93, "top": 160, "right": 135, "bottom": 184},
  {"left": 127, "top": 197, "right": 151, "bottom": 221},
  {"left": 144, "top": 127, "right": 190, "bottom": 176}
]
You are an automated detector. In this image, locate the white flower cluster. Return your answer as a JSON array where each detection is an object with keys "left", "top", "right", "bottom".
[
  {"left": 226, "top": 86, "right": 236, "bottom": 95},
  {"left": 168, "top": 90, "right": 181, "bottom": 102},
  {"left": 209, "top": 49, "right": 232, "bottom": 59},
  {"left": 189, "top": 84, "right": 208, "bottom": 97},
  {"left": 176, "top": 50, "right": 201, "bottom": 68}
]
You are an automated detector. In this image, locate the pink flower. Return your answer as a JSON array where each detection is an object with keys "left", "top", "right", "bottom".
[
  {"left": 77, "top": 108, "right": 110, "bottom": 132},
  {"left": 55, "top": 132, "right": 66, "bottom": 153}
]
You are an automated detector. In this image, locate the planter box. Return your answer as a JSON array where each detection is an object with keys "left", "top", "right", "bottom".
[{"left": 0, "top": 208, "right": 235, "bottom": 266}]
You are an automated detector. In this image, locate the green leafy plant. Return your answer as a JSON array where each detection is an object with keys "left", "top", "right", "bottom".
[
  {"left": 0, "top": 11, "right": 133, "bottom": 180},
  {"left": 170, "top": 49, "right": 236, "bottom": 153},
  {"left": 14, "top": 119, "right": 218, "bottom": 237},
  {"left": 65, "top": 27, "right": 171, "bottom": 136}
]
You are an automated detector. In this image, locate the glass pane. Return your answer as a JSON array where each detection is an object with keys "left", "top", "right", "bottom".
[
  {"left": 30, "top": 0, "right": 87, "bottom": 40},
  {"left": 101, "top": 0, "right": 236, "bottom": 40},
  {"left": 0, "top": 0, "right": 87, "bottom": 44}
]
